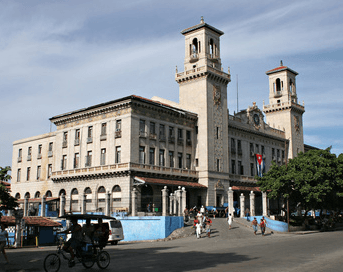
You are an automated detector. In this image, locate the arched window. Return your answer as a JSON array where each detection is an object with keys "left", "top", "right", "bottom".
[
  {"left": 112, "top": 185, "right": 121, "bottom": 192},
  {"left": 71, "top": 188, "right": 79, "bottom": 212},
  {"left": 97, "top": 186, "right": 106, "bottom": 208},
  {"left": 112, "top": 185, "right": 122, "bottom": 211},
  {"left": 25, "top": 192, "right": 30, "bottom": 199},
  {"left": 209, "top": 39, "right": 215, "bottom": 57},
  {"left": 190, "top": 38, "right": 198, "bottom": 59},
  {"left": 15, "top": 193, "right": 21, "bottom": 199},
  {"left": 84, "top": 187, "right": 92, "bottom": 211},
  {"left": 276, "top": 78, "right": 281, "bottom": 93},
  {"left": 46, "top": 190, "right": 52, "bottom": 197},
  {"left": 59, "top": 189, "right": 66, "bottom": 196},
  {"left": 34, "top": 191, "right": 40, "bottom": 198}
]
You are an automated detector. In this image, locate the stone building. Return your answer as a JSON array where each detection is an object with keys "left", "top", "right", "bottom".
[{"left": 11, "top": 18, "right": 309, "bottom": 216}]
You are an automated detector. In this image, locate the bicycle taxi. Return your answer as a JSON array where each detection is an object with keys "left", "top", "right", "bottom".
[{"left": 44, "top": 214, "right": 114, "bottom": 272}]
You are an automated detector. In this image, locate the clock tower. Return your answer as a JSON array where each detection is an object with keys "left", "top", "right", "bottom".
[
  {"left": 175, "top": 17, "right": 231, "bottom": 205},
  {"left": 263, "top": 61, "right": 305, "bottom": 159}
]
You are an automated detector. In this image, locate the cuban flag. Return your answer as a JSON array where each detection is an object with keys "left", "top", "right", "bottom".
[{"left": 255, "top": 154, "right": 265, "bottom": 177}]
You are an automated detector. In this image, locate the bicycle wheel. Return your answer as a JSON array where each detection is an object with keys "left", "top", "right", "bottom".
[
  {"left": 44, "top": 253, "right": 61, "bottom": 272},
  {"left": 82, "top": 255, "right": 95, "bottom": 269},
  {"left": 97, "top": 250, "right": 110, "bottom": 269}
]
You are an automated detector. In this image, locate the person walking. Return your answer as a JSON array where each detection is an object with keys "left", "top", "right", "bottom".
[
  {"left": 251, "top": 217, "right": 258, "bottom": 235},
  {"left": 228, "top": 213, "right": 233, "bottom": 230},
  {"left": 205, "top": 216, "right": 212, "bottom": 238},
  {"left": 194, "top": 216, "right": 202, "bottom": 239},
  {"left": 260, "top": 219, "right": 266, "bottom": 236},
  {"left": 0, "top": 224, "right": 9, "bottom": 264}
]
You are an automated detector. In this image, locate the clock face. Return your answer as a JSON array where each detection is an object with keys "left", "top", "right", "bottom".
[{"left": 253, "top": 114, "right": 260, "bottom": 126}]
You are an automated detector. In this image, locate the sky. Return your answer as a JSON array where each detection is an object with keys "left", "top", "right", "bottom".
[{"left": 1, "top": 0, "right": 343, "bottom": 169}]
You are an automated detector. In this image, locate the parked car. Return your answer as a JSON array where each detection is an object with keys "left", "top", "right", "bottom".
[{"left": 107, "top": 219, "right": 124, "bottom": 245}]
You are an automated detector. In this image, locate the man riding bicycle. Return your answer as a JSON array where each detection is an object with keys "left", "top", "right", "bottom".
[{"left": 60, "top": 218, "right": 82, "bottom": 267}]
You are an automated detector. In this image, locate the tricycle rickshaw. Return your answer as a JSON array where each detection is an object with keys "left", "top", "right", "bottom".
[{"left": 44, "top": 214, "right": 114, "bottom": 272}]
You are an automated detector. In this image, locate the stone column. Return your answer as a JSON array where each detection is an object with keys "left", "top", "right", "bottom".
[
  {"left": 105, "top": 191, "right": 111, "bottom": 216},
  {"left": 169, "top": 193, "right": 173, "bottom": 215},
  {"left": 162, "top": 186, "right": 168, "bottom": 216},
  {"left": 250, "top": 191, "right": 255, "bottom": 217},
  {"left": 240, "top": 193, "right": 245, "bottom": 218},
  {"left": 262, "top": 192, "right": 268, "bottom": 216},
  {"left": 173, "top": 191, "right": 178, "bottom": 215},
  {"left": 228, "top": 187, "right": 234, "bottom": 217},
  {"left": 41, "top": 195, "right": 46, "bottom": 217},
  {"left": 177, "top": 186, "right": 182, "bottom": 216},
  {"left": 23, "top": 197, "right": 29, "bottom": 217},
  {"left": 181, "top": 187, "right": 186, "bottom": 215},
  {"left": 131, "top": 188, "right": 137, "bottom": 216},
  {"left": 59, "top": 193, "right": 65, "bottom": 217},
  {"left": 80, "top": 194, "right": 86, "bottom": 214}
]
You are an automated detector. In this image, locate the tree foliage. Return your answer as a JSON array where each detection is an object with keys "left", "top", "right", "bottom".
[
  {"left": 0, "top": 166, "right": 19, "bottom": 212},
  {"left": 257, "top": 148, "right": 343, "bottom": 214}
]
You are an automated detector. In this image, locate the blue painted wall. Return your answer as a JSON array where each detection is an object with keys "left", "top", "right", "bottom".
[
  {"left": 246, "top": 216, "right": 288, "bottom": 232},
  {"left": 117, "top": 216, "right": 183, "bottom": 242}
]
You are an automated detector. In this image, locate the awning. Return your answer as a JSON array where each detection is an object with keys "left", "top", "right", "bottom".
[
  {"left": 231, "top": 186, "right": 261, "bottom": 192},
  {"left": 0, "top": 216, "right": 61, "bottom": 227},
  {"left": 134, "top": 177, "right": 207, "bottom": 189}
]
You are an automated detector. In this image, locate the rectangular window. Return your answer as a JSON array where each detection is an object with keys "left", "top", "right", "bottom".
[
  {"left": 186, "top": 154, "right": 191, "bottom": 169},
  {"left": 116, "top": 146, "right": 121, "bottom": 164},
  {"left": 139, "top": 146, "right": 145, "bottom": 164},
  {"left": 149, "top": 148, "right": 155, "bottom": 165},
  {"left": 115, "top": 120, "right": 122, "bottom": 138},
  {"left": 37, "top": 166, "right": 41, "bottom": 180},
  {"left": 159, "top": 149, "right": 165, "bottom": 166},
  {"left": 101, "top": 123, "right": 107, "bottom": 135},
  {"left": 178, "top": 128, "right": 183, "bottom": 140},
  {"left": 250, "top": 163, "right": 254, "bottom": 176},
  {"left": 262, "top": 145, "right": 265, "bottom": 155},
  {"left": 62, "top": 155, "right": 67, "bottom": 170},
  {"left": 74, "top": 153, "right": 80, "bottom": 168},
  {"left": 75, "top": 129, "right": 80, "bottom": 139},
  {"left": 63, "top": 132, "right": 68, "bottom": 148},
  {"left": 178, "top": 153, "right": 183, "bottom": 169},
  {"left": 186, "top": 131, "right": 191, "bottom": 146},
  {"left": 250, "top": 143, "right": 254, "bottom": 155},
  {"left": 282, "top": 150, "right": 285, "bottom": 163},
  {"left": 169, "top": 127, "right": 175, "bottom": 143},
  {"left": 87, "top": 126, "right": 93, "bottom": 143},
  {"left": 49, "top": 142, "right": 53, "bottom": 151},
  {"left": 272, "top": 148, "right": 275, "bottom": 160},
  {"left": 256, "top": 144, "right": 259, "bottom": 154},
  {"left": 100, "top": 149, "right": 106, "bottom": 165},
  {"left": 139, "top": 119, "right": 146, "bottom": 133},
  {"left": 48, "top": 164, "right": 52, "bottom": 178},
  {"left": 28, "top": 146, "right": 32, "bottom": 155},
  {"left": 27, "top": 167, "right": 31, "bottom": 181},
  {"left": 231, "top": 160, "right": 236, "bottom": 174},
  {"left": 169, "top": 151, "right": 174, "bottom": 168},
  {"left": 216, "top": 127, "right": 219, "bottom": 139},
  {"left": 38, "top": 145, "right": 42, "bottom": 155},
  {"left": 237, "top": 140, "right": 242, "bottom": 154},
  {"left": 18, "top": 148, "right": 22, "bottom": 162},
  {"left": 17, "top": 169, "right": 21, "bottom": 182},
  {"left": 86, "top": 151, "right": 92, "bottom": 167},
  {"left": 238, "top": 161, "right": 242, "bottom": 175},
  {"left": 217, "top": 159, "right": 220, "bottom": 172},
  {"left": 231, "top": 138, "right": 236, "bottom": 154},
  {"left": 150, "top": 122, "right": 156, "bottom": 135},
  {"left": 159, "top": 124, "right": 165, "bottom": 141}
]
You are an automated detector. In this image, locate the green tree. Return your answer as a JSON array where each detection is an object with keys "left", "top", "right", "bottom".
[
  {"left": 0, "top": 166, "right": 19, "bottom": 214},
  {"left": 257, "top": 148, "right": 342, "bottom": 216}
]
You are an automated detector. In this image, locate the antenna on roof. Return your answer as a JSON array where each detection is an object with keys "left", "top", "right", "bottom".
[
  {"left": 200, "top": 16, "right": 204, "bottom": 23},
  {"left": 280, "top": 60, "right": 283, "bottom": 66},
  {"left": 236, "top": 74, "right": 239, "bottom": 113}
]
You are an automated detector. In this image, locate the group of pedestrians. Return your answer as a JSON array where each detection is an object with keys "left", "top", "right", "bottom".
[
  {"left": 251, "top": 217, "right": 267, "bottom": 236},
  {"left": 193, "top": 206, "right": 212, "bottom": 239}
]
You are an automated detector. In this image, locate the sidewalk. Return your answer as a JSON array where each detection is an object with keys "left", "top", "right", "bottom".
[{"left": 234, "top": 217, "right": 343, "bottom": 235}]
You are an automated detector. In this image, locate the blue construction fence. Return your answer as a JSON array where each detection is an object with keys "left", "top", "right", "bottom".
[{"left": 245, "top": 216, "right": 288, "bottom": 232}]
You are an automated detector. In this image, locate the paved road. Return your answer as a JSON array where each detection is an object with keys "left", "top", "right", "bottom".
[{"left": 2, "top": 218, "right": 343, "bottom": 272}]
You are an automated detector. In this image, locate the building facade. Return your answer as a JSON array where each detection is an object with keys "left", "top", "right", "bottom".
[{"left": 11, "top": 18, "right": 307, "bottom": 216}]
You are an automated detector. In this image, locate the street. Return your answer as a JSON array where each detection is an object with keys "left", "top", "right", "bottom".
[{"left": 2, "top": 218, "right": 343, "bottom": 272}]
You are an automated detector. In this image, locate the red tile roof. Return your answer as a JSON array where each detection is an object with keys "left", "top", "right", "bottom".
[
  {"left": 0, "top": 216, "right": 62, "bottom": 227},
  {"left": 136, "top": 177, "right": 207, "bottom": 189},
  {"left": 265, "top": 66, "right": 298, "bottom": 75}
]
